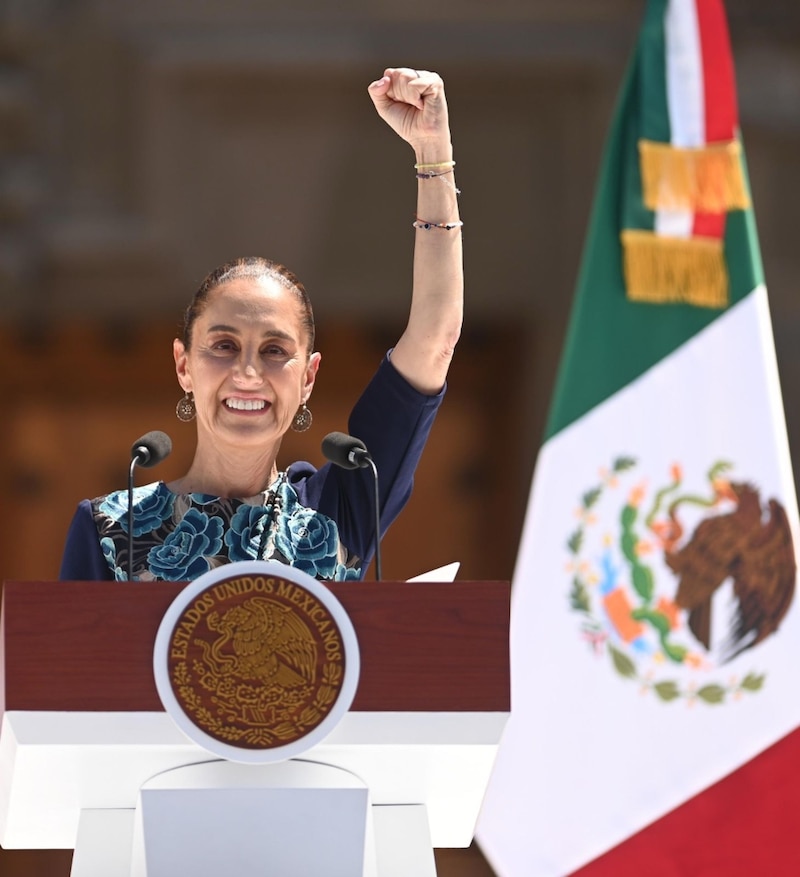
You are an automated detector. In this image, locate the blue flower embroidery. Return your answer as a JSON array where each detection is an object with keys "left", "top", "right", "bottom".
[
  {"left": 98, "top": 485, "right": 175, "bottom": 536},
  {"left": 224, "top": 504, "right": 268, "bottom": 562},
  {"left": 276, "top": 490, "right": 340, "bottom": 579},
  {"left": 100, "top": 537, "right": 126, "bottom": 581},
  {"left": 93, "top": 476, "right": 362, "bottom": 583},
  {"left": 147, "top": 508, "right": 224, "bottom": 581},
  {"left": 334, "top": 563, "right": 361, "bottom": 582}
]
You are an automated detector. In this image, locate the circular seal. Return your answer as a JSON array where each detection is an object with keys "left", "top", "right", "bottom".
[{"left": 153, "top": 560, "right": 360, "bottom": 763}]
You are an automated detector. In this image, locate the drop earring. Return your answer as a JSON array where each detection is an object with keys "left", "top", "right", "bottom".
[
  {"left": 176, "top": 391, "right": 196, "bottom": 422},
  {"left": 291, "top": 403, "right": 312, "bottom": 432}
]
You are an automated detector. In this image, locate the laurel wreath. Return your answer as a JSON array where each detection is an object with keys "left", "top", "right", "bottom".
[
  {"left": 172, "top": 659, "right": 344, "bottom": 745},
  {"left": 567, "top": 455, "right": 765, "bottom": 705}
]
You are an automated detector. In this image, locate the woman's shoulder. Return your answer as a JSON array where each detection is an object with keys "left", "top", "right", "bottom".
[
  {"left": 284, "top": 460, "right": 324, "bottom": 495},
  {"left": 91, "top": 481, "right": 169, "bottom": 520}
]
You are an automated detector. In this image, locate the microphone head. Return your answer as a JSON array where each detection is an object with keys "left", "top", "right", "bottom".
[
  {"left": 321, "top": 431, "right": 370, "bottom": 470},
  {"left": 131, "top": 430, "right": 173, "bottom": 468}
]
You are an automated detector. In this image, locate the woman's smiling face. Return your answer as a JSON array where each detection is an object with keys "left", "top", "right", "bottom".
[{"left": 173, "top": 275, "right": 320, "bottom": 452}]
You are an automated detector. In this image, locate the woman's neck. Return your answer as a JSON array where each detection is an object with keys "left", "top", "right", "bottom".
[{"left": 169, "top": 443, "right": 281, "bottom": 499}]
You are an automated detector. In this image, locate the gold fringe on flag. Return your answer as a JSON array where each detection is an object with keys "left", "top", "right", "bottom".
[
  {"left": 621, "top": 229, "right": 728, "bottom": 308},
  {"left": 639, "top": 139, "right": 750, "bottom": 213}
]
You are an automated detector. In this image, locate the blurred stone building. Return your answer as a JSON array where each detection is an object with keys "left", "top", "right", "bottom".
[{"left": 1, "top": 2, "right": 799, "bottom": 874}]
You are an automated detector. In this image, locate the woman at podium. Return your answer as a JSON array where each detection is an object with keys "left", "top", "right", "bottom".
[{"left": 59, "top": 67, "right": 462, "bottom": 584}]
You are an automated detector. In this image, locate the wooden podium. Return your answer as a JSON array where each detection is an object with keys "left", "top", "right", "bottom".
[{"left": 0, "top": 579, "right": 510, "bottom": 876}]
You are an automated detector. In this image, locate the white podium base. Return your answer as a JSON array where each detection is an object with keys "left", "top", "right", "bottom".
[
  {"left": 71, "top": 810, "right": 134, "bottom": 877},
  {"left": 1, "top": 710, "right": 507, "bottom": 875},
  {"left": 67, "top": 761, "right": 438, "bottom": 877},
  {"left": 373, "top": 804, "right": 436, "bottom": 877},
  {"left": 132, "top": 760, "right": 371, "bottom": 877}
]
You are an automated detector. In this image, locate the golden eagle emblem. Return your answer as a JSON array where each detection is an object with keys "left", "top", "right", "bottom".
[
  {"left": 205, "top": 597, "right": 318, "bottom": 688},
  {"left": 567, "top": 457, "right": 797, "bottom": 705},
  {"left": 666, "top": 481, "right": 795, "bottom": 662},
  {"left": 167, "top": 575, "right": 346, "bottom": 746}
]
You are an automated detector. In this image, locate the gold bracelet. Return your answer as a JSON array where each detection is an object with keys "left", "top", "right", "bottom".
[{"left": 414, "top": 160, "right": 456, "bottom": 170}]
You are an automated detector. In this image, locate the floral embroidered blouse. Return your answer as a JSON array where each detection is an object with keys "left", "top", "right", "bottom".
[
  {"left": 89, "top": 476, "right": 361, "bottom": 582},
  {"left": 59, "top": 355, "right": 444, "bottom": 582}
]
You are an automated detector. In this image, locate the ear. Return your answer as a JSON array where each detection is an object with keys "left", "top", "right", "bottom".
[
  {"left": 173, "top": 338, "right": 192, "bottom": 392},
  {"left": 301, "top": 351, "right": 322, "bottom": 403}
]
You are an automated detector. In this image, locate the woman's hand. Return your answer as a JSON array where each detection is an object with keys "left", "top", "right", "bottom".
[{"left": 367, "top": 68, "right": 451, "bottom": 158}]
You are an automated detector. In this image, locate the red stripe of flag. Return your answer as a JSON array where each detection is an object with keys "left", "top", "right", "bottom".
[
  {"left": 692, "top": 212, "right": 725, "bottom": 238},
  {"left": 696, "top": 0, "right": 738, "bottom": 141},
  {"left": 569, "top": 727, "right": 800, "bottom": 876},
  {"left": 691, "top": 0, "right": 738, "bottom": 240}
]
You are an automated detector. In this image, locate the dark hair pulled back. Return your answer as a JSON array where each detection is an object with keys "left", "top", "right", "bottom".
[{"left": 181, "top": 256, "right": 315, "bottom": 354}]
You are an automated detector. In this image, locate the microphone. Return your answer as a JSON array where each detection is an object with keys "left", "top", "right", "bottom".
[
  {"left": 321, "top": 431, "right": 371, "bottom": 470},
  {"left": 128, "top": 430, "right": 172, "bottom": 580},
  {"left": 131, "top": 430, "right": 172, "bottom": 468},
  {"left": 322, "top": 431, "right": 383, "bottom": 581}
]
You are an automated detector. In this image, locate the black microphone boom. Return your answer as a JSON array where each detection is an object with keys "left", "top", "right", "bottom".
[
  {"left": 128, "top": 430, "right": 172, "bottom": 580},
  {"left": 321, "top": 431, "right": 382, "bottom": 581}
]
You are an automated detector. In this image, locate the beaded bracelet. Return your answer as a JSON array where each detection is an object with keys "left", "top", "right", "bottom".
[
  {"left": 413, "top": 218, "right": 464, "bottom": 231},
  {"left": 415, "top": 168, "right": 454, "bottom": 179},
  {"left": 416, "top": 167, "right": 461, "bottom": 195}
]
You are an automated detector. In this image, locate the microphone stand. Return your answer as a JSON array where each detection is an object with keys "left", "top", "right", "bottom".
[
  {"left": 127, "top": 455, "right": 139, "bottom": 582},
  {"left": 320, "top": 432, "right": 383, "bottom": 582},
  {"left": 366, "top": 456, "right": 382, "bottom": 582},
  {"left": 126, "top": 430, "right": 172, "bottom": 581}
]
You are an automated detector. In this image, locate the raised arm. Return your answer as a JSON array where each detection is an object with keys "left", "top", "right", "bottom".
[{"left": 367, "top": 67, "right": 463, "bottom": 395}]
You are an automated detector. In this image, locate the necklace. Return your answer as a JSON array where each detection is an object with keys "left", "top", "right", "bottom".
[{"left": 256, "top": 471, "right": 287, "bottom": 560}]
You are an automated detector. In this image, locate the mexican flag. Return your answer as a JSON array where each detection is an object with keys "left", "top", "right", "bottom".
[{"left": 477, "top": 1, "right": 800, "bottom": 875}]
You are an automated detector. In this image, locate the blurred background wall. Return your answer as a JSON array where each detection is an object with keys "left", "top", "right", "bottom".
[{"left": 1, "top": 1, "right": 799, "bottom": 874}]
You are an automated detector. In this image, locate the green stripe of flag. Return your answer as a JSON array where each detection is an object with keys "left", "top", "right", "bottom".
[
  {"left": 640, "top": 0, "right": 671, "bottom": 144},
  {"left": 544, "top": 58, "right": 763, "bottom": 441}
]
